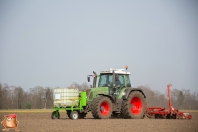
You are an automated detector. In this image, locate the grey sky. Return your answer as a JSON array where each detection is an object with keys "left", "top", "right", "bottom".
[{"left": 0, "top": 1, "right": 198, "bottom": 93}]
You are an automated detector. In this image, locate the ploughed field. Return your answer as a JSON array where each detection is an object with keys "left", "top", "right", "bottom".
[{"left": 0, "top": 110, "right": 198, "bottom": 132}]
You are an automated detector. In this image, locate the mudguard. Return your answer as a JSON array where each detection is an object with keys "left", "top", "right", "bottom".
[{"left": 122, "top": 88, "right": 146, "bottom": 99}]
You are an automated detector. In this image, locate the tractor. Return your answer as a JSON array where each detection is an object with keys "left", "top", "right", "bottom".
[
  {"left": 51, "top": 66, "right": 146, "bottom": 119},
  {"left": 84, "top": 66, "right": 146, "bottom": 119}
]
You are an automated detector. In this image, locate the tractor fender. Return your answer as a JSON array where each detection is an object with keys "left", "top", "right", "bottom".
[
  {"left": 122, "top": 88, "right": 146, "bottom": 100},
  {"left": 98, "top": 94, "right": 115, "bottom": 103}
]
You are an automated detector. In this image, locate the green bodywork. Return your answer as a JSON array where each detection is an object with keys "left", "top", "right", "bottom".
[
  {"left": 86, "top": 87, "right": 109, "bottom": 101},
  {"left": 86, "top": 87, "right": 127, "bottom": 101}
]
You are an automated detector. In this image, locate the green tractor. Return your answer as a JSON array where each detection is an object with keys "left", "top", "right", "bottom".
[
  {"left": 85, "top": 66, "right": 146, "bottom": 119},
  {"left": 51, "top": 66, "right": 146, "bottom": 119}
]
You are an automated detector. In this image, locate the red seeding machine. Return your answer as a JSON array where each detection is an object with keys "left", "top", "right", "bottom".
[{"left": 146, "top": 84, "right": 192, "bottom": 119}]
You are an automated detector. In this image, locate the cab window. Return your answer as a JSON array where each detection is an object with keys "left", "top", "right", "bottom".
[
  {"left": 126, "top": 75, "right": 131, "bottom": 87},
  {"left": 115, "top": 74, "right": 124, "bottom": 87},
  {"left": 98, "top": 74, "right": 113, "bottom": 87}
]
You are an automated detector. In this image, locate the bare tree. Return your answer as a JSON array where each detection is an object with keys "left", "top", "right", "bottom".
[
  {"left": 43, "top": 87, "right": 53, "bottom": 109},
  {"left": 177, "top": 91, "right": 184, "bottom": 109},
  {"left": 35, "top": 86, "right": 45, "bottom": 109},
  {"left": 171, "top": 89, "right": 180, "bottom": 107},
  {"left": 14, "top": 87, "right": 24, "bottom": 109},
  {"left": 2, "top": 83, "right": 10, "bottom": 109},
  {"left": 81, "top": 82, "right": 90, "bottom": 91},
  {"left": 70, "top": 82, "right": 90, "bottom": 91}
]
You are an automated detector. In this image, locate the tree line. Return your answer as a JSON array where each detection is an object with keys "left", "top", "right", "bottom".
[{"left": 0, "top": 83, "right": 197, "bottom": 110}]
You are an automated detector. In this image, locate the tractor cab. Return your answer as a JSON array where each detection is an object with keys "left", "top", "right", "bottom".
[
  {"left": 87, "top": 66, "right": 132, "bottom": 99},
  {"left": 99, "top": 69, "right": 131, "bottom": 96},
  {"left": 99, "top": 69, "right": 131, "bottom": 88},
  {"left": 85, "top": 66, "right": 146, "bottom": 119}
]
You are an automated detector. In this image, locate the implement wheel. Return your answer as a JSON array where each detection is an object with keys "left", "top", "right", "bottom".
[
  {"left": 121, "top": 91, "right": 146, "bottom": 119},
  {"left": 70, "top": 111, "right": 79, "bottom": 120},
  {"left": 51, "top": 111, "right": 60, "bottom": 119},
  {"left": 92, "top": 96, "right": 112, "bottom": 119}
]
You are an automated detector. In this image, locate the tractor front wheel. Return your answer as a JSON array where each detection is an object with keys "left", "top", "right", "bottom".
[
  {"left": 121, "top": 91, "right": 146, "bottom": 119},
  {"left": 92, "top": 96, "right": 112, "bottom": 119}
]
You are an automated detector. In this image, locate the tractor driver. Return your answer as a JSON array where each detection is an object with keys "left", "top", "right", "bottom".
[{"left": 115, "top": 74, "right": 124, "bottom": 88}]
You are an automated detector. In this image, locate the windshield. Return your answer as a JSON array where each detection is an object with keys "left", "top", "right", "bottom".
[
  {"left": 98, "top": 74, "right": 113, "bottom": 87},
  {"left": 98, "top": 74, "right": 131, "bottom": 87},
  {"left": 126, "top": 75, "right": 131, "bottom": 87}
]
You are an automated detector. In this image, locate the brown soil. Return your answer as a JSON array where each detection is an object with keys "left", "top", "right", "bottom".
[{"left": 0, "top": 112, "right": 198, "bottom": 132}]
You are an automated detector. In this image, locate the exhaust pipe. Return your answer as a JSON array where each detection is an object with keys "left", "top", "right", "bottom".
[{"left": 93, "top": 71, "right": 97, "bottom": 88}]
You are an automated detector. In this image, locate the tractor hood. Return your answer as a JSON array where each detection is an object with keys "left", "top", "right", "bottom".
[
  {"left": 90, "top": 87, "right": 109, "bottom": 95},
  {"left": 86, "top": 87, "right": 109, "bottom": 101}
]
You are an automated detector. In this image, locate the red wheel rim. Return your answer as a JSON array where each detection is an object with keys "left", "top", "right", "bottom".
[
  {"left": 100, "top": 102, "right": 110, "bottom": 116},
  {"left": 130, "top": 97, "right": 142, "bottom": 115}
]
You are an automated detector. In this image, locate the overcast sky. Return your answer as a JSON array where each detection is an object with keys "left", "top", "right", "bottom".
[{"left": 0, "top": 1, "right": 198, "bottom": 93}]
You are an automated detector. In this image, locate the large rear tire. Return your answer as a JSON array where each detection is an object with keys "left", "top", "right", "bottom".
[
  {"left": 121, "top": 91, "right": 146, "bottom": 119},
  {"left": 92, "top": 96, "right": 112, "bottom": 119}
]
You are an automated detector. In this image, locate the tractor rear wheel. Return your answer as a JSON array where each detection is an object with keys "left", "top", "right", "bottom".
[
  {"left": 121, "top": 91, "right": 146, "bottom": 119},
  {"left": 92, "top": 96, "right": 112, "bottom": 119}
]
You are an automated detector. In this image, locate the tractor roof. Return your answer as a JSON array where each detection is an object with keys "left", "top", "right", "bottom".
[{"left": 100, "top": 69, "right": 131, "bottom": 75}]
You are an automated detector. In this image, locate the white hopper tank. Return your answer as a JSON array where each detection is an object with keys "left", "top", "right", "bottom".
[{"left": 53, "top": 87, "right": 79, "bottom": 107}]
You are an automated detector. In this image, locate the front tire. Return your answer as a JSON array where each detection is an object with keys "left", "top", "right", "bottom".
[
  {"left": 121, "top": 91, "right": 146, "bottom": 119},
  {"left": 92, "top": 96, "right": 112, "bottom": 119}
]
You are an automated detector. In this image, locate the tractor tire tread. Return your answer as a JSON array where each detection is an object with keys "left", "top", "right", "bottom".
[
  {"left": 121, "top": 91, "right": 146, "bottom": 119},
  {"left": 91, "top": 96, "right": 112, "bottom": 119}
]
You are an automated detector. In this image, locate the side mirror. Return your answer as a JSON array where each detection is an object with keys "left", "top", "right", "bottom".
[
  {"left": 115, "top": 74, "right": 119, "bottom": 81},
  {"left": 87, "top": 76, "right": 90, "bottom": 82}
]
